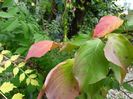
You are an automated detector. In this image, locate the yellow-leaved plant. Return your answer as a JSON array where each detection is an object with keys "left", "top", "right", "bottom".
[{"left": 0, "top": 44, "right": 39, "bottom": 99}]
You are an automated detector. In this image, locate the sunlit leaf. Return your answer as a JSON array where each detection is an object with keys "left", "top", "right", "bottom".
[
  {"left": 26, "top": 78, "right": 30, "bottom": 85},
  {"left": 29, "top": 74, "right": 37, "bottom": 79},
  {"left": 104, "top": 34, "right": 133, "bottom": 74},
  {"left": 12, "top": 93, "right": 24, "bottom": 99},
  {"left": 93, "top": 16, "right": 123, "bottom": 38},
  {"left": 18, "top": 62, "right": 25, "bottom": 68},
  {"left": 19, "top": 73, "right": 25, "bottom": 82},
  {"left": 13, "top": 67, "right": 19, "bottom": 77},
  {"left": 1, "top": 50, "right": 10, "bottom": 55},
  {"left": 0, "top": 67, "right": 4, "bottom": 73},
  {"left": 37, "top": 59, "right": 79, "bottom": 99},
  {"left": 4, "top": 60, "right": 11, "bottom": 69},
  {"left": 25, "top": 69, "right": 33, "bottom": 74},
  {"left": 10, "top": 55, "right": 20, "bottom": 61},
  {"left": 31, "top": 79, "right": 39, "bottom": 86},
  {"left": 0, "top": 82, "right": 16, "bottom": 93},
  {"left": 0, "top": 54, "right": 3, "bottom": 63},
  {"left": 73, "top": 39, "right": 109, "bottom": 90},
  {"left": 25, "top": 40, "right": 59, "bottom": 61}
]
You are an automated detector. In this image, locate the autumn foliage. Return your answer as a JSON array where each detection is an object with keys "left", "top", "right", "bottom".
[{"left": 25, "top": 16, "right": 133, "bottom": 99}]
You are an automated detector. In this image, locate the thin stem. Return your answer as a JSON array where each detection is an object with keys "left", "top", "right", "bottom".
[
  {"left": 0, "top": 91, "right": 8, "bottom": 99},
  {"left": 13, "top": 61, "right": 30, "bottom": 78},
  {"left": 125, "top": 79, "right": 133, "bottom": 83},
  {"left": 3, "top": 55, "right": 30, "bottom": 78},
  {"left": 61, "top": 0, "right": 69, "bottom": 41},
  {"left": 120, "top": 89, "right": 132, "bottom": 99}
]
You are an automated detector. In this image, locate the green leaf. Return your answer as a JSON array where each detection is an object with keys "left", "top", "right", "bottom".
[
  {"left": 20, "top": 21, "right": 29, "bottom": 40},
  {"left": 0, "top": 82, "right": 16, "bottom": 93},
  {"left": 0, "top": 12, "right": 14, "bottom": 18},
  {"left": 60, "top": 34, "right": 90, "bottom": 52},
  {"left": 109, "top": 63, "right": 126, "bottom": 83},
  {"left": 13, "top": 67, "right": 19, "bottom": 77},
  {"left": 123, "top": 83, "right": 133, "bottom": 92},
  {"left": 77, "top": 79, "right": 106, "bottom": 99},
  {"left": 15, "top": 47, "right": 27, "bottom": 54},
  {"left": 19, "top": 73, "right": 25, "bottom": 82},
  {"left": 38, "top": 59, "right": 79, "bottom": 99},
  {"left": 2, "top": 0, "right": 14, "bottom": 7},
  {"left": 8, "top": 7, "right": 19, "bottom": 15},
  {"left": 70, "top": 34, "right": 91, "bottom": 46},
  {"left": 73, "top": 39, "right": 109, "bottom": 90},
  {"left": 33, "top": 33, "right": 49, "bottom": 42},
  {"left": 3, "top": 19, "right": 19, "bottom": 32},
  {"left": 12, "top": 93, "right": 24, "bottom": 99},
  {"left": 104, "top": 34, "right": 133, "bottom": 72}
]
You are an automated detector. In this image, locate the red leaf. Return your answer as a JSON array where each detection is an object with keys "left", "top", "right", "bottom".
[
  {"left": 37, "top": 59, "right": 80, "bottom": 99},
  {"left": 25, "top": 40, "right": 59, "bottom": 61},
  {"left": 93, "top": 16, "right": 123, "bottom": 38},
  {"left": 104, "top": 34, "right": 133, "bottom": 83}
]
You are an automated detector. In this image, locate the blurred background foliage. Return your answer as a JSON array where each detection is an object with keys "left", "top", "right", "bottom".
[{"left": 0, "top": 0, "right": 124, "bottom": 81}]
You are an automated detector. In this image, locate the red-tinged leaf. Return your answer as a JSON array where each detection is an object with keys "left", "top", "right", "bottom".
[
  {"left": 93, "top": 16, "right": 123, "bottom": 38},
  {"left": 104, "top": 34, "right": 133, "bottom": 82},
  {"left": 25, "top": 40, "right": 59, "bottom": 61},
  {"left": 37, "top": 59, "right": 80, "bottom": 99}
]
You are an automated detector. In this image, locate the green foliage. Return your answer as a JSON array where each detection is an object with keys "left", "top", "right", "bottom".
[
  {"left": 0, "top": 0, "right": 49, "bottom": 54},
  {"left": 122, "top": 82, "right": 133, "bottom": 92}
]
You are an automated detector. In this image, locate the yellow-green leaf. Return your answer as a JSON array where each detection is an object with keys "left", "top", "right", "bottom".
[
  {"left": 19, "top": 73, "right": 25, "bottom": 82},
  {"left": 0, "top": 54, "right": 3, "bottom": 63},
  {"left": 26, "top": 78, "right": 30, "bottom": 85},
  {"left": 1, "top": 50, "right": 10, "bottom": 55},
  {"left": 0, "top": 67, "right": 4, "bottom": 73},
  {"left": 18, "top": 62, "right": 25, "bottom": 68},
  {"left": 13, "top": 67, "right": 19, "bottom": 77},
  {"left": 29, "top": 74, "right": 37, "bottom": 79},
  {"left": 31, "top": 79, "right": 39, "bottom": 86},
  {"left": 0, "top": 82, "right": 16, "bottom": 93},
  {"left": 24, "top": 69, "right": 33, "bottom": 74},
  {"left": 4, "top": 60, "right": 11, "bottom": 69},
  {"left": 12, "top": 93, "right": 24, "bottom": 99},
  {"left": 10, "top": 55, "right": 20, "bottom": 61}
]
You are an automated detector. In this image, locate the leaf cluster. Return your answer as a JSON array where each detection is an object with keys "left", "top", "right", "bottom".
[{"left": 0, "top": 46, "right": 42, "bottom": 99}]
